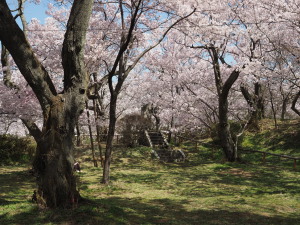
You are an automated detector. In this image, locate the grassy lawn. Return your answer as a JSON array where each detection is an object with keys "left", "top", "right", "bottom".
[{"left": 1, "top": 139, "right": 299, "bottom": 225}]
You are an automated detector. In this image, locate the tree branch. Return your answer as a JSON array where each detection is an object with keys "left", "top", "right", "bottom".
[
  {"left": 21, "top": 118, "right": 42, "bottom": 142},
  {"left": 108, "top": 0, "right": 143, "bottom": 94},
  {"left": 0, "top": 0, "right": 57, "bottom": 112},
  {"left": 125, "top": 8, "right": 197, "bottom": 76},
  {"left": 1, "top": 43, "right": 19, "bottom": 90},
  {"left": 62, "top": 0, "right": 94, "bottom": 92},
  {"left": 221, "top": 70, "right": 240, "bottom": 99}
]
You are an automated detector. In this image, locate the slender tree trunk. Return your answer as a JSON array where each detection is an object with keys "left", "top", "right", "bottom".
[
  {"left": 86, "top": 101, "right": 98, "bottom": 167},
  {"left": 267, "top": 82, "right": 278, "bottom": 129},
  {"left": 100, "top": 0, "right": 194, "bottom": 184},
  {"left": 93, "top": 99, "right": 104, "bottom": 167},
  {"left": 281, "top": 97, "right": 288, "bottom": 120},
  {"left": 102, "top": 95, "right": 117, "bottom": 184},
  {"left": 154, "top": 114, "right": 160, "bottom": 131},
  {"left": 168, "top": 115, "right": 174, "bottom": 143},
  {"left": 76, "top": 122, "right": 82, "bottom": 146}
]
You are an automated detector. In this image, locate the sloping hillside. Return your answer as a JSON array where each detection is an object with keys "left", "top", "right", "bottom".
[{"left": 242, "top": 119, "right": 300, "bottom": 157}]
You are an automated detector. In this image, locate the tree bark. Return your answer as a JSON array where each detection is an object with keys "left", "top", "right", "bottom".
[
  {"left": 291, "top": 90, "right": 300, "bottom": 116},
  {"left": 267, "top": 81, "right": 278, "bottom": 128},
  {"left": 93, "top": 99, "right": 104, "bottom": 167},
  {"left": 218, "top": 95, "right": 236, "bottom": 162},
  {"left": 240, "top": 82, "right": 265, "bottom": 130},
  {"left": 102, "top": 95, "right": 117, "bottom": 184},
  {"left": 218, "top": 70, "right": 240, "bottom": 162},
  {"left": 86, "top": 101, "right": 98, "bottom": 167},
  {"left": 281, "top": 97, "right": 288, "bottom": 120},
  {"left": 33, "top": 95, "right": 79, "bottom": 208},
  {"left": 0, "top": 0, "right": 94, "bottom": 208},
  {"left": 75, "top": 122, "right": 82, "bottom": 146},
  {"left": 207, "top": 45, "right": 240, "bottom": 162}
]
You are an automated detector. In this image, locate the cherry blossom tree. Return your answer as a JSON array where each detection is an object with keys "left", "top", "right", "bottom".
[{"left": 232, "top": 0, "right": 300, "bottom": 117}]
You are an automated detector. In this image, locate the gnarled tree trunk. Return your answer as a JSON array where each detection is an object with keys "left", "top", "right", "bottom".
[
  {"left": 240, "top": 82, "right": 265, "bottom": 130},
  {"left": 33, "top": 95, "right": 80, "bottom": 207},
  {"left": 0, "top": 0, "right": 93, "bottom": 207}
]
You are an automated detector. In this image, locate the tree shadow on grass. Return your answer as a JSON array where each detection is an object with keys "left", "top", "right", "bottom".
[
  {"left": 1, "top": 196, "right": 299, "bottom": 225},
  {"left": 0, "top": 168, "right": 35, "bottom": 197},
  {"left": 167, "top": 162, "right": 300, "bottom": 199},
  {"left": 210, "top": 164, "right": 300, "bottom": 195}
]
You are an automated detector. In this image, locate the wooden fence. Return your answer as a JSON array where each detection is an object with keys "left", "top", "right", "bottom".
[
  {"left": 241, "top": 149, "right": 299, "bottom": 169},
  {"left": 79, "top": 134, "right": 122, "bottom": 143},
  {"left": 175, "top": 134, "right": 299, "bottom": 169},
  {"left": 175, "top": 135, "right": 202, "bottom": 148}
]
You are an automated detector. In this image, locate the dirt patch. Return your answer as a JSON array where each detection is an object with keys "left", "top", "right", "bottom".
[{"left": 219, "top": 168, "right": 255, "bottom": 178}]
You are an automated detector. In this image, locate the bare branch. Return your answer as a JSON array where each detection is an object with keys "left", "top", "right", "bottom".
[{"left": 125, "top": 8, "right": 197, "bottom": 75}]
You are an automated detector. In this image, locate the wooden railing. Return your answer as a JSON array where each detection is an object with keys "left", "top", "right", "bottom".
[
  {"left": 241, "top": 149, "right": 299, "bottom": 169},
  {"left": 175, "top": 134, "right": 202, "bottom": 146},
  {"left": 175, "top": 134, "right": 299, "bottom": 169},
  {"left": 80, "top": 134, "right": 122, "bottom": 143}
]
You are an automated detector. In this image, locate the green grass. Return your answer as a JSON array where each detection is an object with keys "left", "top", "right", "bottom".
[
  {"left": 240, "top": 119, "right": 300, "bottom": 169},
  {"left": 1, "top": 139, "right": 300, "bottom": 225},
  {"left": 242, "top": 119, "right": 300, "bottom": 156}
]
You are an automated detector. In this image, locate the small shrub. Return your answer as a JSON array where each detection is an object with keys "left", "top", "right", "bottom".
[{"left": 0, "top": 135, "right": 36, "bottom": 165}]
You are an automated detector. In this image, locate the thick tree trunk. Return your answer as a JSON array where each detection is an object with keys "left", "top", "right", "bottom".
[
  {"left": 216, "top": 68, "right": 240, "bottom": 162},
  {"left": 240, "top": 82, "right": 264, "bottom": 130},
  {"left": 218, "top": 94, "right": 236, "bottom": 162},
  {"left": 255, "top": 83, "right": 265, "bottom": 120},
  {"left": 0, "top": 0, "right": 94, "bottom": 208},
  {"left": 33, "top": 95, "right": 81, "bottom": 208}
]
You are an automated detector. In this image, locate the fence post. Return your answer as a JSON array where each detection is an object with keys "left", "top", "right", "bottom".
[
  {"left": 294, "top": 159, "right": 297, "bottom": 170},
  {"left": 195, "top": 141, "right": 198, "bottom": 150}
]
